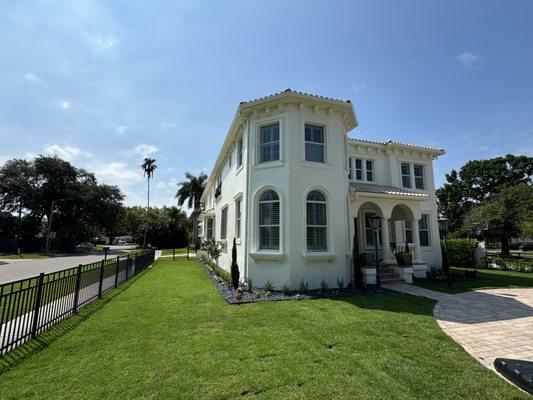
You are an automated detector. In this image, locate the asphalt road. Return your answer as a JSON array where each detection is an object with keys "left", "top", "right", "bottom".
[{"left": 0, "top": 245, "right": 137, "bottom": 284}]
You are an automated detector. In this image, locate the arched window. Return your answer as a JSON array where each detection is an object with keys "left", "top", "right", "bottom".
[
  {"left": 306, "top": 190, "right": 327, "bottom": 251},
  {"left": 258, "top": 190, "right": 280, "bottom": 250}
]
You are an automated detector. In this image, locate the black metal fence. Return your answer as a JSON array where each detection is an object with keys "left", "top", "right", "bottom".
[{"left": 0, "top": 249, "right": 155, "bottom": 355}]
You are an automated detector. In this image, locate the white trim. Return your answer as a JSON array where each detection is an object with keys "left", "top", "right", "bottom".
[
  {"left": 301, "top": 252, "right": 338, "bottom": 263},
  {"left": 249, "top": 251, "right": 284, "bottom": 263}
]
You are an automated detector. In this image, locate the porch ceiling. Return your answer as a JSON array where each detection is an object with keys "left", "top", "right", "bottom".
[{"left": 349, "top": 182, "right": 430, "bottom": 200}]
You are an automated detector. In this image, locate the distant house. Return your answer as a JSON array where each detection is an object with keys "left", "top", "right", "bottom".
[{"left": 199, "top": 89, "right": 444, "bottom": 289}]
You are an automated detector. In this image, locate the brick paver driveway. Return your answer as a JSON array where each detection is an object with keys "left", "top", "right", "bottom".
[{"left": 383, "top": 284, "right": 533, "bottom": 369}]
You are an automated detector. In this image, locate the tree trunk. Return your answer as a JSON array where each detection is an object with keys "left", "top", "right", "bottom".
[{"left": 500, "top": 236, "right": 510, "bottom": 256}]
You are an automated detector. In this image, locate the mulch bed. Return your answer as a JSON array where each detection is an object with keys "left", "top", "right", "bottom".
[{"left": 198, "top": 259, "right": 387, "bottom": 304}]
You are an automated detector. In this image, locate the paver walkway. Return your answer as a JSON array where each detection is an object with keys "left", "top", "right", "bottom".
[{"left": 383, "top": 283, "right": 533, "bottom": 369}]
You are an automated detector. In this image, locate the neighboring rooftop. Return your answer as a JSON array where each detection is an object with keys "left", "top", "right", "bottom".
[{"left": 350, "top": 182, "right": 430, "bottom": 198}]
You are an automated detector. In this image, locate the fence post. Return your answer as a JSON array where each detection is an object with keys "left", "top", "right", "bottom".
[
  {"left": 98, "top": 260, "right": 105, "bottom": 298},
  {"left": 31, "top": 273, "right": 45, "bottom": 339},
  {"left": 114, "top": 256, "right": 120, "bottom": 287},
  {"left": 73, "top": 264, "right": 82, "bottom": 313}
]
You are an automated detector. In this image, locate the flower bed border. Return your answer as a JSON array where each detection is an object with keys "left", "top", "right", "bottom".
[{"left": 197, "top": 258, "right": 387, "bottom": 304}]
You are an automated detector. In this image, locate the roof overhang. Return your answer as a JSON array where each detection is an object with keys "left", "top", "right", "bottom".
[{"left": 349, "top": 182, "right": 430, "bottom": 201}]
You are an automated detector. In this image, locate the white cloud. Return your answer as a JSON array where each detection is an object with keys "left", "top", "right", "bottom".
[
  {"left": 161, "top": 121, "right": 179, "bottom": 128},
  {"left": 58, "top": 100, "right": 71, "bottom": 109},
  {"left": 155, "top": 177, "right": 177, "bottom": 190},
  {"left": 456, "top": 52, "right": 482, "bottom": 68},
  {"left": 116, "top": 125, "right": 127, "bottom": 135},
  {"left": 24, "top": 73, "right": 40, "bottom": 81},
  {"left": 91, "top": 161, "right": 142, "bottom": 185},
  {"left": 477, "top": 145, "right": 490, "bottom": 152},
  {"left": 351, "top": 83, "right": 367, "bottom": 92},
  {"left": 122, "top": 143, "right": 158, "bottom": 158},
  {"left": 43, "top": 144, "right": 89, "bottom": 161}
]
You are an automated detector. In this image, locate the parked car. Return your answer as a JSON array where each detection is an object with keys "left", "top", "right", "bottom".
[
  {"left": 76, "top": 242, "right": 93, "bottom": 250},
  {"left": 518, "top": 244, "right": 533, "bottom": 251}
]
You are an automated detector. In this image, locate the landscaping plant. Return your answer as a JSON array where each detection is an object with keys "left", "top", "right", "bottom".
[
  {"left": 230, "top": 237, "right": 239, "bottom": 290},
  {"left": 336, "top": 276, "right": 345, "bottom": 289},
  {"left": 299, "top": 279, "right": 308, "bottom": 294},
  {"left": 281, "top": 281, "right": 290, "bottom": 295}
]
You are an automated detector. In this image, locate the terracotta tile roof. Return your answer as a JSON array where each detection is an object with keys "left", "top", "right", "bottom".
[
  {"left": 350, "top": 182, "right": 430, "bottom": 198},
  {"left": 240, "top": 88, "right": 351, "bottom": 105},
  {"left": 348, "top": 138, "right": 444, "bottom": 153}
]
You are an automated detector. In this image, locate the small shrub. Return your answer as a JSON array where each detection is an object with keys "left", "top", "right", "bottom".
[
  {"left": 204, "top": 257, "right": 231, "bottom": 285},
  {"left": 246, "top": 277, "right": 253, "bottom": 289},
  {"left": 252, "top": 290, "right": 261, "bottom": 299},
  {"left": 443, "top": 238, "right": 478, "bottom": 268},
  {"left": 427, "top": 266, "right": 445, "bottom": 280},
  {"left": 281, "top": 281, "right": 290, "bottom": 295},
  {"left": 336, "top": 276, "right": 345, "bottom": 289},
  {"left": 264, "top": 279, "right": 274, "bottom": 292},
  {"left": 320, "top": 279, "right": 328, "bottom": 291},
  {"left": 299, "top": 279, "right": 308, "bottom": 294},
  {"left": 264, "top": 290, "right": 271, "bottom": 297}
]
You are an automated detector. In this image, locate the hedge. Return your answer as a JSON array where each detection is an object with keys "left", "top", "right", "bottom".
[
  {"left": 486, "top": 256, "right": 533, "bottom": 273},
  {"left": 442, "top": 238, "right": 478, "bottom": 268}
]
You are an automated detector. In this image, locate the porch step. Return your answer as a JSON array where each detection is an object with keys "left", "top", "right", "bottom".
[{"left": 378, "top": 268, "right": 404, "bottom": 283}]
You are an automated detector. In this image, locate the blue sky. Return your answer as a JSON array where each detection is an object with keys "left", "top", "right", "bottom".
[{"left": 1, "top": 1, "right": 532, "bottom": 208}]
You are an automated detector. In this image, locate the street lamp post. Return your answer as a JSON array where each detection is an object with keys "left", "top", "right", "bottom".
[
  {"left": 438, "top": 217, "right": 452, "bottom": 287},
  {"left": 369, "top": 215, "right": 382, "bottom": 288}
]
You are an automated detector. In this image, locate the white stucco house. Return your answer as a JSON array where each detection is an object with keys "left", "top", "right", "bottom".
[{"left": 198, "top": 89, "right": 444, "bottom": 289}]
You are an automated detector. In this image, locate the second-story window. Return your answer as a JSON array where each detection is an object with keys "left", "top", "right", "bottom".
[
  {"left": 355, "top": 159, "right": 363, "bottom": 180},
  {"left": 304, "top": 124, "right": 325, "bottom": 163},
  {"left": 220, "top": 207, "right": 228, "bottom": 240},
  {"left": 259, "top": 123, "right": 280, "bottom": 163},
  {"left": 366, "top": 160, "right": 374, "bottom": 181},
  {"left": 401, "top": 163, "right": 411, "bottom": 188},
  {"left": 414, "top": 164, "right": 424, "bottom": 189},
  {"left": 237, "top": 137, "right": 243, "bottom": 168}
]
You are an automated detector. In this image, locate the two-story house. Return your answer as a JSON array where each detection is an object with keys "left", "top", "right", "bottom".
[{"left": 199, "top": 89, "right": 444, "bottom": 289}]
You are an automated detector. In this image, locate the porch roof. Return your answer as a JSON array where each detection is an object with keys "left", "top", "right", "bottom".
[{"left": 350, "top": 182, "right": 430, "bottom": 199}]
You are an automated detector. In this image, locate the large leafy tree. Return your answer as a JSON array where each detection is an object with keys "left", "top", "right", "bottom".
[
  {"left": 437, "top": 154, "right": 533, "bottom": 233},
  {"left": 176, "top": 172, "right": 208, "bottom": 247},
  {"left": 464, "top": 185, "right": 533, "bottom": 255}
]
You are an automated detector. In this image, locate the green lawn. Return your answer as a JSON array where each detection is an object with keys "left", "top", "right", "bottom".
[
  {"left": 0, "top": 252, "right": 49, "bottom": 259},
  {"left": 0, "top": 259, "right": 526, "bottom": 399},
  {"left": 160, "top": 247, "right": 189, "bottom": 256},
  {"left": 415, "top": 267, "right": 533, "bottom": 294}
]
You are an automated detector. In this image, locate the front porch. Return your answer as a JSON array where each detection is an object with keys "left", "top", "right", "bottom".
[{"left": 349, "top": 182, "right": 432, "bottom": 284}]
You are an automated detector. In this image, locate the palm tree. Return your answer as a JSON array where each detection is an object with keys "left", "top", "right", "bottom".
[
  {"left": 141, "top": 157, "right": 157, "bottom": 248},
  {"left": 176, "top": 172, "right": 207, "bottom": 248}
]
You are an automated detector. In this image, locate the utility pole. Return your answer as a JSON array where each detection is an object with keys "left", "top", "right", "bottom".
[{"left": 45, "top": 200, "right": 55, "bottom": 255}]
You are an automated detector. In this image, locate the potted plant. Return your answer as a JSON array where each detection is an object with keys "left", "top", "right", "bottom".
[{"left": 395, "top": 241, "right": 412, "bottom": 266}]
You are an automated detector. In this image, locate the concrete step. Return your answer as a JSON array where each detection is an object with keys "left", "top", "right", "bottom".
[
  {"left": 379, "top": 272, "right": 400, "bottom": 279},
  {"left": 380, "top": 277, "right": 405, "bottom": 283}
]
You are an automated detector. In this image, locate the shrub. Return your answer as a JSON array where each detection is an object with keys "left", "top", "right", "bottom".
[
  {"left": 202, "top": 257, "right": 231, "bottom": 285},
  {"left": 336, "top": 276, "right": 345, "bottom": 289},
  {"left": 488, "top": 256, "right": 533, "bottom": 273},
  {"left": 320, "top": 279, "right": 328, "bottom": 291},
  {"left": 230, "top": 238, "right": 239, "bottom": 290},
  {"left": 202, "top": 238, "right": 222, "bottom": 263},
  {"left": 443, "top": 238, "right": 478, "bottom": 268},
  {"left": 264, "top": 279, "right": 274, "bottom": 292},
  {"left": 299, "top": 279, "right": 309, "bottom": 293},
  {"left": 281, "top": 281, "right": 290, "bottom": 295},
  {"left": 246, "top": 277, "right": 253, "bottom": 289}
]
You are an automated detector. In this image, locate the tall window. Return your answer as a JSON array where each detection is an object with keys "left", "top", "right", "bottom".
[
  {"left": 206, "top": 218, "right": 214, "bottom": 239},
  {"left": 414, "top": 164, "right": 424, "bottom": 189},
  {"left": 237, "top": 137, "right": 243, "bottom": 168},
  {"left": 355, "top": 159, "right": 363, "bottom": 180},
  {"left": 258, "top": 190, "right": 280, "bottom": 250},
  {"left": 235, "top": 198, "right": 241, "bottom": 239},
  {"left": 404, "top": 220, "right": 413, "bottom": 243},
  {"left": 366, "top": 160, "right": 374, "bottom": 181},
  {"left": 401, "top": 163, "right": 411, "bottom": 188},
  {"left": 306, "top": 191, "right": 327, "bottom": 251},
  {"left": 220, "top": 207, "right": 228, "bottom": 240},
  {"left": 364, "top": 212, "right": 382, "bottom": 246},
  {"left": 259, "top": 123, "right": 280, "bottom": 163},
  {"left": 348, "top": 158, "right": 352, "bottom": 180},
  {"left": 304, "top": 124, "right": 325, "bottom": 163},
  {"left": 419, "top": 214, "right": 430, "bottom": 246}
]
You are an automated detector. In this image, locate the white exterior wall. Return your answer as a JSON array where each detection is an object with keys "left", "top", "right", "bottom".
[{"left": 246, "top": 104, "right": 350, "bottom": 290}]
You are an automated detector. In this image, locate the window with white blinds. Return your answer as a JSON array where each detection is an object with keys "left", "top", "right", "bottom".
[
  {"left": 258, "top": 190, "right": 280, "bottom": 250},
  {"left": 259, "top": 123, "right": 280, "bottom": 163},
  {"left": 220, "top": 207, "right": 228, "bottom": 240},
  {"left": 235, "top": 198, "right": 241, "bottom": 239},
  {"left": 306, "top": 190, "right": 327, "bottom": 251}
]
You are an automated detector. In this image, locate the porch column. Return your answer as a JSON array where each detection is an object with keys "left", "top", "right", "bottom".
[
  {"left": 381, "top": 218, "right": 391, "bottom": 263},
  {"left": 411, "top": 218, "right": 422, "bottom": 263}
]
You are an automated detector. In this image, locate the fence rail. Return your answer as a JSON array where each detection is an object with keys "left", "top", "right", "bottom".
[{"left": 0, "top": 249, "right": 155, "bottom": 355}]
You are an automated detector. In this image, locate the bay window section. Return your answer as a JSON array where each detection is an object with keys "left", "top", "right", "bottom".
[{"left": 304, "top": 124, "right": 325, "bottom": 163}]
